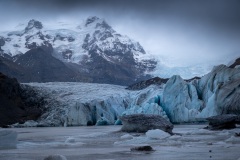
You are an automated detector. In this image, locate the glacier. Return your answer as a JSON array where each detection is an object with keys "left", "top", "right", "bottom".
[{"left": 11, "top": 63, "right": 240, "bottom": 127}]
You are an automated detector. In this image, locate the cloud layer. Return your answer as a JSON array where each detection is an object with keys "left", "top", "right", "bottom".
[{"left": 0, "top": 0, "right": 239, "bottom": 66}]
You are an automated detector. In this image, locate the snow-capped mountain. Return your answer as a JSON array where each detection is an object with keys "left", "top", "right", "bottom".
[{"left": 0, "top": 17, "right": 156, "bottom": 85}]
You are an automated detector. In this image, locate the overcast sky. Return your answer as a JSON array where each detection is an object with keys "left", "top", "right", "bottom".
[{"left": 0, "top": 0, "right": 239, "bottom": 66}]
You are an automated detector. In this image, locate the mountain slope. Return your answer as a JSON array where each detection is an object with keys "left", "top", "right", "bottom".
[{"left": 15, "top": 47, "right": 82, "bottom": 82}]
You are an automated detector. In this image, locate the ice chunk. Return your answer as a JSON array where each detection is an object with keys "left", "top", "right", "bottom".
[
  {"left": 146, "top": 129, "right": 170, "bottom": 139},
  {"left": 217, "top": 131, "right": 230, "bottom": 136},
  {"left": 12, "top": 120, "right": 38, "bottom": 127},
  {"left": 114, "top": 119, "right": 122, "bottom": 125},
  {"left": 168, "top": 135, "right": 182, "bottom": 140},
  {"left": 225, "top": 135, "right": 240, "bottom": 144},
  {"left": 215, "top": 141, "right": 227, "bottom": 145},
  {"left": 0, "top": 130, "right": 17, "bottom": 149},
  {"left": 120, "top": 134, "right": 133, "bottom": 139},
  {"left": 96, "top": 117, "right": 110, "bottom": 126},
  {"left": 65, "top": 137, "right": 75, "bottom": 143}
]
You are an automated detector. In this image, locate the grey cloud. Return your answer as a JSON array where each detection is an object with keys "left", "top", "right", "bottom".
[{"left": 0, "top": 0, "right": 239, "bottom": 66}]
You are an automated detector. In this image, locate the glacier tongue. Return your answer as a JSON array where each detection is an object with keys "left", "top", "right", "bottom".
[
  {"left": 21, "top": 82, "right": 165, "bottom": 127},
  {"left": 22, "top": 82, "right": 129, "bottom": 127}
]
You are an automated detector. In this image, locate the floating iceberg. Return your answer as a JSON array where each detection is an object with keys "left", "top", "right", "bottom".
[{"left": 146, "top": 129, "right": 170, "bottom": 139}]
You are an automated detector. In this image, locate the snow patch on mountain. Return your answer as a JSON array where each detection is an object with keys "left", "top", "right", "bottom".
[{"left": 0, "top": 17, "right": 153, "bottom": 67}]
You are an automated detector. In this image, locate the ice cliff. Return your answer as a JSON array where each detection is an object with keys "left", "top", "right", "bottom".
[
  {"left": 161, "top": 65, "right": 240, "bottom": 123},
  {"left": 162, "top": 75, "right": 203, "bottom": 122}
]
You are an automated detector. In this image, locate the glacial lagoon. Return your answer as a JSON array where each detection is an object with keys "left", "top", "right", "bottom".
[{"left": 1, "top": 125, "right": 240, "bottom": 160}]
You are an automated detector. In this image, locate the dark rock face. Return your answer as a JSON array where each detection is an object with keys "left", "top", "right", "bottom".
[
  {"left": 43, "top": 154, "right": 67, "bottom": 160},
  {"left": 62, "top": 49, "right": 72, "bottom": 60},
  {"left": 80, "top": 49, "right": 152, "bottom": 85},
  {"left": 85, "top": 16, "right": 100, "bottom": 26},
  {"left": 0, "top": 47, "right": 84, "bottom": 83},
  {"left": 130, "top": 145, "right": 154, "bottom": 152},
  {"left": 0, "top": 73, "right": 42, "bottom": 127},
  {"left": 15, "top": 47, "right": 80, "bottom": 82},
  {"left": 25, "top": 32, "right": 51, "bottom": 51},
  {"left": 25, "top": 19, "right": 43, "bottom": 32},
  {"left": 81, "top": 30, "right": 155, "bottom": 85},
  {"left": 0, "top": 36, "right": 5, "bottom": 51},
  {"left": 119, "top": 114, "right": 173, "bottom": 134},
  {"left": 229, "top": 57, "right": 240, "bottom": 68},
  {"left": 206, "top": 114, "right": 238, "bottom": 130},
  {"left": 0, "top": 36, "right": 5, "bottom": 46},
  {"left": 126, "top": 77, "right": 169, "bottom": 90},
  {"left": 0, "top": 56, "right": 26, "bottom": 82},
  {"left": 185, "top": 76, "right": 201, "bottom": 82}
]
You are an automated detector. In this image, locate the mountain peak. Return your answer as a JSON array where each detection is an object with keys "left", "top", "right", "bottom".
[
  {"left": 25, "top": 19, "right": 43, "bottom": 32},
  {"left": 85, "top": 16, "right": 100, "bottom": 26}
]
